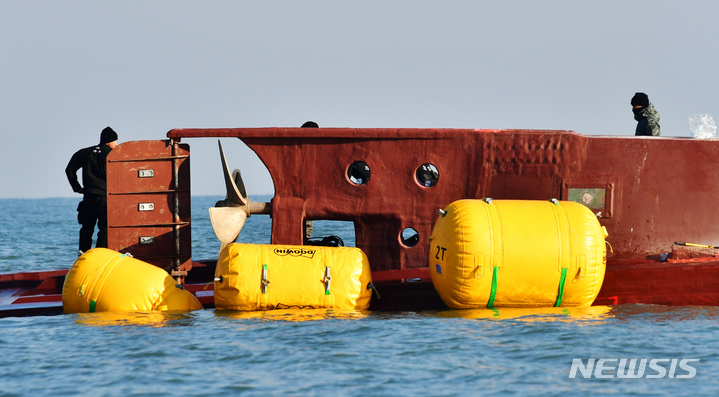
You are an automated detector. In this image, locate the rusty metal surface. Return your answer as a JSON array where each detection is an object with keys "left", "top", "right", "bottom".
[
  {"left": 168, "top": 128, "right": 719, "bottom": 273},
  {"left": 106, "top": 140, "right": 192, "bottom": 278},
  {"left": 594, "top": 260, "right": 719, "bottom": 305},
  {"left": 9, "top": 128, "right": 717, "bottom": 316}
]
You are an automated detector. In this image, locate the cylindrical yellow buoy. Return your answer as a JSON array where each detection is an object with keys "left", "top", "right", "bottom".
[
  {"left": 429, "top": 199, "right": 607, "bottom": 309},
  {"left": 62, "top": 248, "right": 203, "bottom": 314},
  {"left": 214, "top": 243, "right": 373, "bottom": 311}
]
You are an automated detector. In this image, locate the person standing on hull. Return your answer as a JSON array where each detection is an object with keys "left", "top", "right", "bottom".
[
  {"left": 65, "top": 127, "right": 119, "bottom": 255},
  {"left": 631, "top": 92, "right": 661, "bottom": 136}
]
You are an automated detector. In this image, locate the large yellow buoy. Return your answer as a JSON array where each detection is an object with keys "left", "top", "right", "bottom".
[
  {"left": 214, "top": 243, "right": 373, "bottom": 311},
  {"left": 429, "top": 199, "right": 607, "bottom": 309},
  {"left": 62, "top": 248, "right": 203, "bottom": 314}
]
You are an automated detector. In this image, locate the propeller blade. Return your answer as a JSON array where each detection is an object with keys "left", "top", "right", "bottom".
[
  {"left": 232, "top": 169, "right": 248, "bottom": 200},
  {"left": 209, "top": 207, "right": 247, "bottom": 252},
  {"left": 218, "top": 140, "right": 248, "bottom": 206},
  {"left": 211, "top": 140, "right": 272, "bottom": 252}
]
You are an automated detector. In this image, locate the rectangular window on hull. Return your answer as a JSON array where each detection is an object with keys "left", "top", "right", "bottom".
[
  {"left": 305, "top": 220, "right": 356, "bottom": 247},
  {"left": 563, "top": 182, "right": 614, "bottom": 219},
  {"left": 568, "top": 188, "right": 606, "bottom": 210}
]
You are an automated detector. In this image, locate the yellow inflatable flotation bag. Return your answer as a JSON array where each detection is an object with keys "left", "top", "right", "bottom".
[
  {"left": 62, "top": 248, "right": 203, "bottom": 314},
  {"left": 214, "top": 243, "right": 372, "bottom": 311},
  {"left": 430, "top": 199, "right": 607, "bottom": 309}
]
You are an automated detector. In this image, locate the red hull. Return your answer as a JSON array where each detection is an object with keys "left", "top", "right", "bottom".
[
  {"left": 595, "top": 259, "right": 719, "bottom": 306},
  {"left": 5, "top": 127, "right": 719, "bottom": 316}
]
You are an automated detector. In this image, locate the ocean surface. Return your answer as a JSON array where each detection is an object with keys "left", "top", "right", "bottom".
[{"left": 1, "top": 197, "right": 718, "bottom": 396}]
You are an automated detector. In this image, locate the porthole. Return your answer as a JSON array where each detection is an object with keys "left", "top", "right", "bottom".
[
  {"left": 416, "top": 163, "right": 439, "bottom": 187},
  {"left": 348, "top": 161, "right": 370, "bottom": 185},
  {"left": 400, "top": 227, "right": 419, "bottom": 247}
]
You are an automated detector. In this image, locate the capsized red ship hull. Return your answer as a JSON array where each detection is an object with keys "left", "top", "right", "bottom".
[{"left": 4, "top": 128, "right": 719, "bottom": 316}]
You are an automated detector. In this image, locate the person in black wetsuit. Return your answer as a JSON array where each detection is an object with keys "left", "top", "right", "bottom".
[
  {"left": 631, "top": 92, "right": 661, "bottom": 136},
  {"left": 65, "top": 127, "right": 118, "bottom": 254}
]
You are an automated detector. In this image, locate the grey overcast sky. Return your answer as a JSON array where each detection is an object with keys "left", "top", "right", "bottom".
[{"left": 2, "top": 1, "right": 718, "bottom": 199}]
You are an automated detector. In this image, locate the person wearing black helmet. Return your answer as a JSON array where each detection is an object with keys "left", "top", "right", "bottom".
[
  {"left": 631, "top": 92, "right": 661, "bottom": 136},
  {"left": 65, "top": 127, "right": 119, "bottom": 254}
]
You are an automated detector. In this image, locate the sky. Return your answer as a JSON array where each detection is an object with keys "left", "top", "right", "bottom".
[{"left": 2, "top": 1, "right": 719, "bottom": 199}]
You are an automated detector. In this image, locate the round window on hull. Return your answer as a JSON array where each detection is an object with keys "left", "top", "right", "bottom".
[
  {"left": 416, "top": 163, "right": 439, "bottom": 187},
  {"left": 348, "top": 161, "right": 371, "bottom": 185},
  {"left": 400, "top": 227, "right": 419, "bottom": 247}
]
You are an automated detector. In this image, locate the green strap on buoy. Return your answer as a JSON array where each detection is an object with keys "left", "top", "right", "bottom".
[
  {"left": 486, "top": 266, "right": 567, "bottom": 308},
  {"left": 487, "top": 266, "right": 499, "bottom": 308},
  {"left": 261, "top": 264, "right": 270, "bottom": 294},
  {"left": 323, "top": 266, "right": 332, "bottom": 295},
  {"left": 89, "top": 300, "right": 96, "bottom": 313},
  {"left": 554, "top": 268, "right": 568, "bottom": 307}
]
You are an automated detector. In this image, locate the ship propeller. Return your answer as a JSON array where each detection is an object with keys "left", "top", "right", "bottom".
[{"left": 209, "top": 140, "right": 270, "bottom": 252}]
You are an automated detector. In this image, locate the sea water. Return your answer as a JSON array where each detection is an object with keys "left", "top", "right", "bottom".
[{"left": 1, "top": 197, "right": 718, "bottom": 396}]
